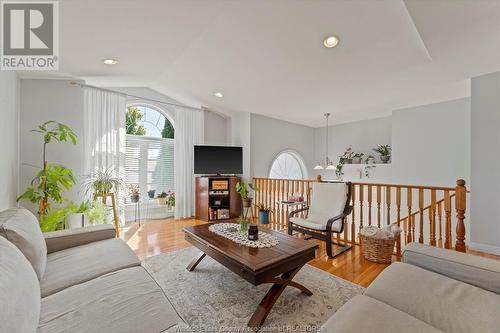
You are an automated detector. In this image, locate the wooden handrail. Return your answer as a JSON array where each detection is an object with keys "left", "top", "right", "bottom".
[{"left": 252, "top": 177, "right": 468, "bottom": 257}]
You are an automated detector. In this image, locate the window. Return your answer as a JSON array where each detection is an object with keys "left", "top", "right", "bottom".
[
  {"left": 124, "top": 105, "right": 174, "bottom": 205},
  {"left": 269, "top": 150, "right": 308, "bottom": 179}
]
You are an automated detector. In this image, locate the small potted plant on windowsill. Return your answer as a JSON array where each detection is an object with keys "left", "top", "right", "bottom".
[
  {"left": 373, "top": 145, "right": 391, "bottom": 163},
  {"left": 128, "top": 184, "right": 140, "bottom": 203},
  {"left": 352, "top": 153, "right": 364, "bottom": 164},
  {"left": 157, "top": 192, "right": 168, "bottom": 206},
  {"left": 257, "top": 204, "right": 272, "bottom": 225},
  {"left": 166, "top": 191, "right": 175, "bottom": 212}
]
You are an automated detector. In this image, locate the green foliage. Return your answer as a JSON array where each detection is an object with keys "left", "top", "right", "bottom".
[
  {"left": 235, "top": 181, "right": 259, "bottom": 199},
  {"left": 126, "top": 107, "right": 146, "bottom": 135},
  {"left": 373, "top": 145, "right": 391, "bottom": 156},
  {"left": 33, "top": 121, "right": 77, "bottom": 156},
  {"left": 87, "top": 201, "right": 109, "bottom": 225},
  {"left": 256, "top": 203, "right": 272, "bottom": 212},
  {"left": 166, "top": 191, "right": 175, "bottom": 207},
  {"left": 82, "top": 169, "right": 125, "bottom": 196},
  {"left": 161, "top": 119, "right": 175, "bottom": 139},
  {"left": 17, "top": 164, "right": 75, "bottom": 207},
  {"left": 238, "top": 216, "right": 249, "bottom": 233},
  {"left": 40, "top": 202, "right": 78, "bottom": 232}
]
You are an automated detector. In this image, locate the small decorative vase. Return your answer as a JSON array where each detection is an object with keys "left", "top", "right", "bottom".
[
  {"left": 68, "top": 213, "right": 86, "bottom": 229},
  {"left": 259, "top": 211, "right": 270, "bottom": 224},
  {"left": 239, "top": 219, "right": 249, "bottom": 233},
  {"left": 148, "top": 190, "right": 156, "bottom": 199},
  {"left": 380, "top": 155, "right": 390, "bottom": 163},
  {"left": 131, "top": 195, "right": 139, "bottom": 203},
  {"left": 248, "top": 225, "right": 259, "bottom": 241},
  {"left": 352, "top": 157, "right": 361, "bottom": 164},
  {"left": 158, "top": 197, "right": 167, "bottom": 206}
]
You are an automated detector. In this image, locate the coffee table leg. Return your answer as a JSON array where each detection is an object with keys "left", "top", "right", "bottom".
[
  {"left": 186, "top": 252, "right": 206, "bottom": 271},
  {"left": 248, "top": 264, "right": 311, "bottom": 330}
]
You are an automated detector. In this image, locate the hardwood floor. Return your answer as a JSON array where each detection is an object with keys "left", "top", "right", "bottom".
[{"left": 121, "top": 218, "right": 498, "bottom": 287}]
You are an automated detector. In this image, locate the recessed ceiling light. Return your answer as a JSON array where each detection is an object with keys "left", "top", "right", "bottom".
[
  {"left": 103, "top": 58, "right": 119, "bottom": 65},
  {"left": 214, "top": 92, "right": 223, "bottom": 98},
  {"left": 323, "top": 35, "right": 339, "bottom": 48}
]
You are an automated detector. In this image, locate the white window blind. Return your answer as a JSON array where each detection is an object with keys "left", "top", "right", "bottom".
[{"left": 125, "top": 135, "right": 175, "bottom": 198}]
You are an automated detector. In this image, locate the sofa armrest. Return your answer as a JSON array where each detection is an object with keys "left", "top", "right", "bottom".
[
  {"left": 403, "top": 242, "right": 500, "bottom": 294},
  {"left": 44, "top": 224, "right": 116, "bottom": 253}
]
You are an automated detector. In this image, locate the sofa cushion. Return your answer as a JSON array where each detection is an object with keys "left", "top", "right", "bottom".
[
  {"left": 403, "top": 242, "right": 500, "bottom": 294},
  {"left": 322, "top": 295, "right": 443, "bottom": 333},
  {"left": 365, "top": 262, "right": 500, "bottom": 333},
  {"left": 40, "top": 238, "right": 140, "bottom": 297},
  {"left": 0, "top": 208, "right": 47, "bottom": 280},
  {"left": 0, "top": 236, "right": 41, "bottom": 333},
  {"left": 38, "top": 266, "right": 184, "bottom": 333}
]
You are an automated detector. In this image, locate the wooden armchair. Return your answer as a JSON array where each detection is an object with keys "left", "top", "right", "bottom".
[{"left": 288, "top": 182, "right": 352, "bottom": 258}]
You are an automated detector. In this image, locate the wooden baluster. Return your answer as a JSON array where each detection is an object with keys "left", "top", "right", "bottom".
[
  {"left": 444, "top": 190, "right": 452, "bottom": 249},
  {"left": 411, "top": 215, "right": 416, "bottom": 243},
  {"left": 359, "top": 184, "right": 364, "bottom": 234},
  {"left": 284, "top": 180, "right": 289, "bottom": 231},
  {"left": 395, "top": 187, "right": 402, "bottom": 255},
  {"left": 407, "top": 188, "right": 413, "bottom": 243},
  {"left": 280, "top": 180, "right": 285, "bottom": 228},
  {"left": 386, "top": 186, "right": 391, "bottom": 226},
  {"left": 437, "top": 200, "right": 443, "bottom": 248},
  {"left": 418, "top": 189, "right": 424, "bottom": 243},
  {"left": 402, "top": 218, "right": 408, "bottom": 245},
  {"left": 271, "top": 179, "right": 276, "bottom": 227},
  {"left": 455, "top": 179, "right": 467, "bottom": 252},
  {"left": 430, "top": 189, "right": 436, "bottom": 246},
  {"left": 376, "top": 186, "right": 382, "bottom": 227},
  {"left": 350, "top": 184, "right": 356, "bottom": 244},
  {"left": 367, "top": 185, "right": 373, "bottom": 226},
  {"left": 253, "top": 178, "right": 258, "bottom": 218}
]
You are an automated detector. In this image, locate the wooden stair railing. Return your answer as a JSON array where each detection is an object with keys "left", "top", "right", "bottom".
[{"left": 252, "top": 177, "right": 468, "bottom": 256}]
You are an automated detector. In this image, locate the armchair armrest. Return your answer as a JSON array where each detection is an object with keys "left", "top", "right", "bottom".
[
  {"left": 403, "top": 243, "right": 500, "bottom": 294},
  {"left": 44, "top": 224, "right": 116, "bottom": 253},
  {"left": 288, "top": 206, "right": 309, "bottom": 219}
]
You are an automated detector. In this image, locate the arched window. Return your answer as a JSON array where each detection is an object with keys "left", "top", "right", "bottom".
[
  {"left": 126, "top": 105, "right": 174, "bottom": 138},
  {"left": 269, "top": 150, "right": 308, "bottom": 180}
]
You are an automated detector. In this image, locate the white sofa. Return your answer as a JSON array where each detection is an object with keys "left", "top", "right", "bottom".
[
  {"left": 0, "top": 208, "right": 187, "bottom": 333},
  {"left": 323, "top": 243, "right": 500, "bottom": 332}
]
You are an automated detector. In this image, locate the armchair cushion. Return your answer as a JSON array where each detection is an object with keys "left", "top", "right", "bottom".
[
  {"left": 0, "top": 207, "right": 47, "bottom": 280},
  {"left": 289, "top": 217, "right": 342, "bottom": 232},
  {"left": 307, "top": 182, "right": 347, "bottom": 224},
  {"left": 44, "top": 224, "right": 116, "bottom": 253}
]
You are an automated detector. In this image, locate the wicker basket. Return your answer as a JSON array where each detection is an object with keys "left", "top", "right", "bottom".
[{"left": 360, "top": 234, "right": 395, "bottom": 263}]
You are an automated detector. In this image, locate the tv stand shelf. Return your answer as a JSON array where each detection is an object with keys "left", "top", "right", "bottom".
[{"left": 195, "top": 176, "right": 241, "bottom": 222}]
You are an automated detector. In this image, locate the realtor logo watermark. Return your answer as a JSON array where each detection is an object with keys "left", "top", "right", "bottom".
[{"left": 1, "top": 1, "right": 59, "bottom": 70}]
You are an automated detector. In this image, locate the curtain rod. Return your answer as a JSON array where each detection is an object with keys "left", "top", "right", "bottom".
[{"left": 69, "top": 81, "right": 203, "bottom": 112}]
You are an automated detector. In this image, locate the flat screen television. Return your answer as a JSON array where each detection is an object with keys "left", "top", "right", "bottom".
[{"left": 194, "top": 145, "right": 243, "bottom": 175}]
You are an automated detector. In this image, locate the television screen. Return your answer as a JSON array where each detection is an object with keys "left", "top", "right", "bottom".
[{"left": 194, "top": 145, "right": 243, "bottom": 175}]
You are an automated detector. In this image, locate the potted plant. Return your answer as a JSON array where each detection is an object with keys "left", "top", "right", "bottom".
[
  {"left": 257, "top": 204, "right": 272, "bottom": 225},
  {"left": 343, "top": 147, "right": 354, "bottom": 164},
  {"left": 365, "top": 155, "right": 375, "bottom": 164},
  {"left": 238, "top": 215, "right": 249, "bottom": 233},
  {"left": 352, "top": 153, "right": 364, "bottom": 164},
  {"left": 82, "top": 169, "right": 125, "bottom": 199},
  {"left": 147, "top": 189, "right": 156, "bottom": 199},
  {"left": 128, "top": 184, "right": 140, "bottom": 203},
  {"left": 235, "top": 181, "right": 259, "bottom": 208},
  {"left": 166, "top": 191, "right": 175, "bottom": 209},
  {"left": 67, "top": 201, "right": 90, "bottom": 229},
  {"left": 86, "top": 201, "right": 109, "bottom": 225},
  {"left": 17, "top": 121, "right": 77, "bottom": 220},
  {"left": 335, "top": 156, "right": 346, "bottom": 180},
  {"left": 157, "top": 192, "right": 168, "bottom": 205},
  {"left": 373, "top": 145, "right": 391, "bottom": 163}
]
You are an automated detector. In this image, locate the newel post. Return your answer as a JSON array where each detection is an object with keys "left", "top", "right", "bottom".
[
  {"left": 316, "top": 175, "right": 322, "bottom": 182},
  {"left": 455, "top": 179, "right": 467, "bottom": 252}
]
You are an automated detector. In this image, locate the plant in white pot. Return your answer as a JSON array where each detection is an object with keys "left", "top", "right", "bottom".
[
  {"left": 373, "top": 145, "right": 391, "bottom": 163},
  {"left": 67, "top": 201, "right": 90, "bottom": 229},
  {"left": 352, "top": 153, "right": 364, "bottom": 164}
]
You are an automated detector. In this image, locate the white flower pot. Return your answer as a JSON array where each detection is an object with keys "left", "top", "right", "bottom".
[{"left": 68, "top": 213, "right": 87, "bottom": 229}]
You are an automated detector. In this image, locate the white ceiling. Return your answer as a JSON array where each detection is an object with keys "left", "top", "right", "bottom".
[{"left": 21, "top": 0, "right": 500, "bottom": 127}]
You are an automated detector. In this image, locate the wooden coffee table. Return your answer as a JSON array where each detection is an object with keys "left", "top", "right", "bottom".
[{"left": 183, "top": 223, "right": 318, "bottom": 330}]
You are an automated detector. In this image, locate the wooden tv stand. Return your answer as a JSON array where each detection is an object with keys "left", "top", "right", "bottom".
[{"left": 195, "top": 176, "right": 241, "bottom": 221}]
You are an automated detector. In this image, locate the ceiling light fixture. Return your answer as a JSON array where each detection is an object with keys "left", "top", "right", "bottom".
[
  {"left": 214, "top": 92, "right": 223, "bottom": 98},
  {"left": 323, "top": 35, "right": 339, "bottom": 48},
  {"left": 103, "top": 58, "right": 119, "bottom": 65},
  {"left": 314, "top": 113, "right": 336, "bottom": 170}
]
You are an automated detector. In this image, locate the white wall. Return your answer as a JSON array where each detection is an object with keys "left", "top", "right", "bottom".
[
  {"left": 19, "top": 79, "right": 85, "bottom": 207},
  {"left": 204, "top": 110, "right": 228, "bottom": 145},
  {"left": 230, "top": 112, "right": 252, "bottom": 180},
  {"left": 470, "top": 71, "right": 500, "bottom": 254},
  {"left": 250, "top": 114, "right": 315, "bottom": 178},
  {"left": 0, "top": 72, "right": 19, "bottom": 210}
]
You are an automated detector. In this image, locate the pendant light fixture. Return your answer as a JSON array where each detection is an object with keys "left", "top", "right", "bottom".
[{"left": 314, "top": 113, "right": 336, "bottom": 170}]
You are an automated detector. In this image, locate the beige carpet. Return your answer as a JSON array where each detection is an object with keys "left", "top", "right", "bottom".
[{"left": 143, "top": 247, "right": 363, "bottom": 332}]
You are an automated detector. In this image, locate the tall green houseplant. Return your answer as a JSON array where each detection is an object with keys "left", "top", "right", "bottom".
[{"left": 17, "top": 121, "right": 77, "bottom": 219}]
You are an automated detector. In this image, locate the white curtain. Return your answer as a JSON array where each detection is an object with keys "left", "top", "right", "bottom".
[
  {"left": 83, "top": 87, "right": 126, "bottom": 223},
  {"left": 174, "top": 106, "right": 204, "bottom": 219}
]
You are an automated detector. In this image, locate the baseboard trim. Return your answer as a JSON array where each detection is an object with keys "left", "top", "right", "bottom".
[{"left": 469, "top": 242, "right": 500, "bottom": 256}]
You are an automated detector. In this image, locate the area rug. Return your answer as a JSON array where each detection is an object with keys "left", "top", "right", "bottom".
[{"left": 142, "top": 247, "right": 363, "bottom": 332}]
